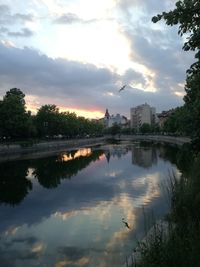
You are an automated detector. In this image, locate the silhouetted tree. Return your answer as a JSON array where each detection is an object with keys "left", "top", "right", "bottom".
[
  {"left": 152, "top": 0, "right": 200, "bottom": 147},
  {"left": 0, "top": 88, "right": 34, "bottom": 138}
]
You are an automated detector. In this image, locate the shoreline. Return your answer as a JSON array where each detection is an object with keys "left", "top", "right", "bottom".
[
  {"left": 0, "top": 135, "right": 191, "bottom": 162},
  {"left": 0, "top": 137, "right": 106, "bottom": 162}
]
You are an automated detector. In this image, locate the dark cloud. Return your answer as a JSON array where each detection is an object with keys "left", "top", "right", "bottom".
[
  {"left": 0, "top": 4, "right": 33, "bottom": 25},
  {"left": 113, "top": 0, "right": 195, "bottom": 111},
  {"left": 12, "top": 236, "right": 38, "bottom": 245},
  {"left": 53, "top": 12, "right": 98, "bottom": 25},
  {"left": 115, "top": 0, "right": 176, "bottom": 17},
  {"left": 58, "top": 246, "right": 88, "bottom": 260},
  {"left": 125, "top": 26, "right": 194, "bottom": 95},
  {"left": 0, "top": 1, "right": 190, "bottom": 115},
  {"left": 0, "top": 26, "right": 8, "bottom": 34},
  {"left": 54, "top": 13, "right": 83, "bottom": 24},
  {"left": 0, "top": 4, "right": 10, "bottom": 15},
  {"left": 7, "top": 27, "right": 34, "bottom": 37},
  {"left": 14, "top": 13, "right": 33, "bottom": 22},
  {"left": 122, "top": 69, "right": 146, "bottom": 85},
  {"left": 0, "top": 4, "right": 34, "bottom": 38},
  {"left": 0, "top": 43, "right": 119, "bottom": 110},
  {"left": 0, "top": 42, "right": 185, "bottom": 115}
]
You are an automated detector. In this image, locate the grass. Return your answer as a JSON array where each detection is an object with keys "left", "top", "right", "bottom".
[{"left": 128, "top": 151, "right": 200, "bottom": 267}]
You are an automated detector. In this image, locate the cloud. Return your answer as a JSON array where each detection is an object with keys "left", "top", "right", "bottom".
[
  {"left": 122, "top": 69, "right": 146, "bottom": 85},
  {"left": 0, "top": 26, "right": 8, "bottom": 34},
  {"left": 7, "top": 27, "right": 34, "bottom": 37},
  {"left": 12, "top": 236, "right": 38, "bottom": 245},
  {"left": 0, "top": 4, "right": 34, "bottom": 38},
  {"left": 115, "top": 0, "right": 176, "bottom": 17},
  {"left": 0, "top": 43, "right": 119, "bottom": 110},
  {"left": 0, "top": 4, "right": 34, "bottom": 25},
  {"left": 54, "top": 13, "right": 97, "bottom": 25},
  {"left": 0, "top": 41, "right": 185, "bottom": 116},
  {"left": 125, "top": 25, "right": 195, "bottom": 95},
  {"left": 112, "top": 0, "right": 195, "bottom": 112}
]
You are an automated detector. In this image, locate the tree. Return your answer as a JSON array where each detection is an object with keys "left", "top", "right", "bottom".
[
  {"left": 163, "top": 106, "right": 191, "bottom": 135},
  {"left": 35, "top": 104, "right": 64, "bottom": 137},
  {"left": 0, "top": 88, "right": 33, "bottom": 138},
  {"left": 152, "top": 0, "right": 200, "bottom": 147},
  {"left": 110, "top": 123, "right": 121, "bottom": 136},
  {"left": 140, "top": 123, "right": 151, "bottom": 134}
]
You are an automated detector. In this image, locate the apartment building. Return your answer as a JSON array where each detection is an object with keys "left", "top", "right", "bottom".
[{"left": 130, "top": 103, "right": 156, "bottom": 129}]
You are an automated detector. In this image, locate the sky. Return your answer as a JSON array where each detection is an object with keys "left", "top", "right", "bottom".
[{"left": 0, "top": 0, "right": 195, "bottom": 119}]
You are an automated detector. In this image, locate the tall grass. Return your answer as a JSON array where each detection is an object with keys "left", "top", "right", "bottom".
[{"left": 129, "top": 152, "right": 200, "bottom": 267}]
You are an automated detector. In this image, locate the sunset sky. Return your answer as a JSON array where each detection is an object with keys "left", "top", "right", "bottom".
[{"left": 0, "top": 0, "right": 194, "bottom": 118}]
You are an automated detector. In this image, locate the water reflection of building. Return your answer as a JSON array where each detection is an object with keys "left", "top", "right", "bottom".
[
  {"left": 104, "top": 145, "right": 129, "bottom": 162},
  {"left": 132, "top": 147, "right": 157, "bottom": 168}
]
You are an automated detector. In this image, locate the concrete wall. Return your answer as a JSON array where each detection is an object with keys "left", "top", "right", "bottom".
[
  {"left": 0, "top": 135, "right": 190, "bottom": 162},
  {"left": 116, "top": 135, "right": 191, "bottom": 146},
  {"left": 0, "top": 137, "right": 106, "bottom": 156}
]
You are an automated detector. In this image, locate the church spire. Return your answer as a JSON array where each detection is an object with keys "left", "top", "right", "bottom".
[{"left": 105, "top": 108, "right": 110, "bottom": 119}]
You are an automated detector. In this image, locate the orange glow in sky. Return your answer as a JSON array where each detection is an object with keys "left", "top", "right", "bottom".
[
  {"left": 25, "top": 95, "right": 104, "bottom": 119},
  {"left": 59, "top": 107, "right": 104, "bottom": 119}
]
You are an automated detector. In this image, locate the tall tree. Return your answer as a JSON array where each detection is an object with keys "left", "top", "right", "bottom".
[
  {"left": 0, "top": 88, "right": 32, "bottom": 138},
  {"left": 152, "top": 0, "right": 200, "bottom": 147},
  {"left": 140, "top": 123, "right": 151, "bottom": 134},
  {"left": 35, "top": 104, "right": 62, "bottom": 137}
]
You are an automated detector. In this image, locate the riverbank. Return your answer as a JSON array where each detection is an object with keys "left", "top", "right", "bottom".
[
  {"left": 116, "top": 134, "right": 191, "bottom": 146},
  {"left": 0, "top": 135, "right": 191, "bottom": 162},
  {"left": 0, "top": 137, "right": 106, "bottom": 162}
]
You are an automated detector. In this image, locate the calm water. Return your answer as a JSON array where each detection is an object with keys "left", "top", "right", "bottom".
[{"left": 0, "top": 142, "right": 181, "bottom": 267}]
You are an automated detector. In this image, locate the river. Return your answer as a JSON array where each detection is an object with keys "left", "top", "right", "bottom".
[{"left": 0, "top": 142, "right": 181, "bottom": 267}]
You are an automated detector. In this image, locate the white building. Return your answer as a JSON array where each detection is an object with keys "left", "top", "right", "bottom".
[
  {"left": 130, "top": 103, "right": 157, "bottom": 130},
  {"left": 103, "top": 109, "right": 128, "bottom": 128}
]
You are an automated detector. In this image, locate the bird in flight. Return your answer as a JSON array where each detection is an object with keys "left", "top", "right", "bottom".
[
  {"left": 122, "top": 218, "right": 130, "bottom": 229},
  {"left": 119, "top": 84, "right": 126, "bottom": 92}
]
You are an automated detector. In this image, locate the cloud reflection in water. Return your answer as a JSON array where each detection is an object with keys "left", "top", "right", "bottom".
[{"left": 0, "top": 144, "right": 182, "bottom": 267}]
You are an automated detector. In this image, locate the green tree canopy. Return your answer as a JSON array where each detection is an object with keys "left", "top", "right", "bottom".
[
  {"left": 0, "top": 88, "right": 33, "bottom": 138},
  {"left": 110, "top": 123, "right": 121, "bottom": 136},
  {"left": 35, "top": 104, "right": 63, "bottom": 136},
  {"left": 152, "top": 0, "right": 200, "bottom": 147},
  {"left": 140, "top": 123, "right": 151, "bottom": 134}
]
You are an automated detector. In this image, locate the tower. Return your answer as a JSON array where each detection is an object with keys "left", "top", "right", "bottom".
[{"left": 105, "top": 108, "right": 110, "bottom": 119}]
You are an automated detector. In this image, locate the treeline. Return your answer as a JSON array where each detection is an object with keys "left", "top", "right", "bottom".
[
  {"left": 161, "top": 106, "right": 191, "bottom": 136},
  {"left": 152, "top": 0, "right": 200, "bottom": 150},
  {"left": 0, "top": 88, "right": 103, "bottom": 140},
  {"left": 131, "top": 1, "right": 200, "bottom": 266}
]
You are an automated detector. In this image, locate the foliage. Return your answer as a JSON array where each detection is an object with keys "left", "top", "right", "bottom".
[
  {"left": 162, "top": 106, "right": 191, "bottom": 135},
  {"left": 152, "top": 0, "right": 200, "bottom": 147},
  {"left": 0, "top": 88, "right": 34, "bottom": 138},
  {"left": 110, "top": 123, "right": 121, "bottom": 136},
  {"left": 139, "top": 123, "right": 151, "bottom": 134},
  {"left": 35, "top": 104, "right": 63, "bottom": 136},
  {"left": 150, "top": 123, "right": 160, "bottom": 133},
  {"left": 0, "top": 89, "right": 103, "bottom": 140}
]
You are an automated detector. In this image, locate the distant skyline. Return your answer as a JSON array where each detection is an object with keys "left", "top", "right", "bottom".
[{"left": 0, "top": 0, "right": 195, "bottom": 118}]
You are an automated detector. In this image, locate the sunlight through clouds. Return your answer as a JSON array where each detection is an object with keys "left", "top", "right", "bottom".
[{"left": 0, "top": 0, "right": 194, "bottom": 116}]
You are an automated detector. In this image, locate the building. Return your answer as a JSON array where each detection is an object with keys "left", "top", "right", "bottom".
[
  {"left": 103, "top": 109, "right": 128, "bottom": 128},
  {"left": 130, "top": 103, "right": 156, "bottom": 130},
  {"left": 157, "top": 109, "right": 174, "bottom": 128}
]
